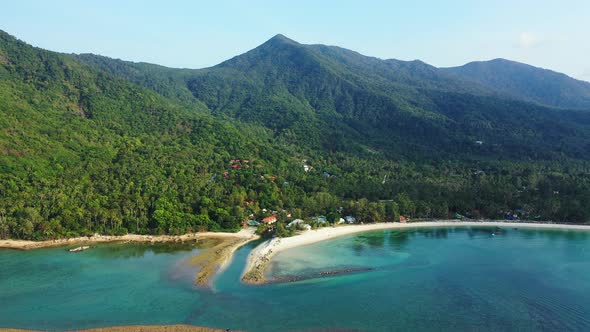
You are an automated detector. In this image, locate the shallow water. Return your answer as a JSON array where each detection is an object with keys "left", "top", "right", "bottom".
[{"left": 1, "top": 227, "right": 590, "bottom": 331}]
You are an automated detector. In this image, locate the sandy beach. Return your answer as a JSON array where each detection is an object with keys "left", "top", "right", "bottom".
[
  {"left": 188, "top": 233, "right": 259, "bottom": 286},
  {"left": 241, "top": 220, "right": 590, "bottom": 284},
  {"left": 0, "top": 325, "right": 240, "bottom": 332},
  {"left": 0, "top": 228, "right": 256, "bottom": 250},
  {"left": 0, "top": 228, "right": 259, "bottom": 287}
]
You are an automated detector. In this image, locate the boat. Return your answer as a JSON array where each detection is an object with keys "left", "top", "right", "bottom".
[{"left": 69, "top": 246, "right": 90, "bottom": 252}]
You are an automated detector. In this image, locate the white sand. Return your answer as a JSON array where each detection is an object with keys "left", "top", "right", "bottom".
[
  {"left": 0, "top": 228, "right": 256, "bottom": 250},
  {"left": 241, "top": 220, "right": 590, "bottom": 283}
]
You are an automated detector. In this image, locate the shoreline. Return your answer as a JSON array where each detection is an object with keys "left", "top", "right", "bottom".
[
  {"left": 0, "top": 228, "right": 259, "bottom": 287},
  {"left": 189, "top": 233, "right": 259, "bottom": 286},
  {"left": 0, "top": 325, "right": 240, "bottom": 332},
  {"left": 0, "top": 228, "right": 255, "bottom": 250},
  {"left": 241, "top": 220, "right": 590, "bottom": 284}
]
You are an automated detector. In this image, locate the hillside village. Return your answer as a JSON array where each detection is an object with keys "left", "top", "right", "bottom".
[{"left": 221, "top": 156, "right": 546, "bottom": 239}]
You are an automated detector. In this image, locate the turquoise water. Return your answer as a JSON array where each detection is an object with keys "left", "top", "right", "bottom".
[{"left": 2, "top": 227, "right": 590, "bottom": 331}]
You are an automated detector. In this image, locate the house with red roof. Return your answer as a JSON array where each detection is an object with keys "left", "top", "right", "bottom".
[{"left": 262, "top": 215, "right": 277, "bottom": 224}]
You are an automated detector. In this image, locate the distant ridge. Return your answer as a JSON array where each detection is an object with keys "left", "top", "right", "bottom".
[
  {"left": 443, "top": 58, "right": 590, "bottom": 109},
  {"left": 70, "top": 31, "right": 590, "bottom": 160}
]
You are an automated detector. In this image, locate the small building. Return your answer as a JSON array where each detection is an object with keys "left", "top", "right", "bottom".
[
  {"left": 337, "top": 217, "right": 345, "bottom": 224},
  {"left": 287, "top": 219, "right": 305, "bottom": 229},
  {"left": 345, "top": 216, "right": 356, "bottom": 224},
  {"left": 504, "top": 213, "right": 518, "bottom": 221},
  {"left": 313, "top": 216, "right": 327, "bottom": 224},
  {"left": 262, "top": 215, "right": 277, "bottom": 224},
  {"left": 399, "top": 216, "right": 408, "bottom": 223},
  {"left": 475, "top": 141, "right": 483, "bottom": 145}
]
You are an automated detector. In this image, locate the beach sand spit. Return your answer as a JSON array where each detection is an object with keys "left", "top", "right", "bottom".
[
  {"left": 0, "top": 325, "right": 242, "bottom": 332},
  {"left": 0, "top": 228, "right": 256, "bottom": 250},
  {"left": 188, "top": 235, "right": 258, "bottom": 286}
]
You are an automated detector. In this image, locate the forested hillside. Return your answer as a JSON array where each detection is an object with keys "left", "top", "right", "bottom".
[
  {"left": 78, "top": 35, "right": 590, "bottom": 160},
  {"left": 1, "top": 30, "right": 590, "bottom": 240},
  {"left": 443, "top": 58, "right": 590, "bottom": 110}
]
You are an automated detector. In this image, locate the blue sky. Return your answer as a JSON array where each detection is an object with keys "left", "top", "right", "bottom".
[{"left": 2, "top": 0, "right": 589, "bottom": 81}]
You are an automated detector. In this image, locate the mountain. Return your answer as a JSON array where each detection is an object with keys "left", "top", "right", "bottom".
[
  {"left": 78, "top": 35, "right": 590, "bottom": 159},
  {"left": 443, "top": 58, "right": 590, "bottom": 110},
  {"left": 1, "top": 30, "right": 590, "bottom": 240},
  {"left": 0, "top": 30, "right": 294, "bottom": 238}
]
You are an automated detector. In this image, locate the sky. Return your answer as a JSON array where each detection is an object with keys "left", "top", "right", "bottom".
[{"left": 1, "top": 0, "right": 589, "bottom": 81}]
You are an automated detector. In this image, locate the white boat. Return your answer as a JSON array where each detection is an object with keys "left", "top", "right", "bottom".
[{"left": 69, "top": 246, "right": 90, "bottom": 252}]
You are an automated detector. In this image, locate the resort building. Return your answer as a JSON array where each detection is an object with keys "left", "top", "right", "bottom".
[
  {"left": 312, "top": 216, "right": 328, "bottom": 224},
  {"left": 286, "top": 219, "right": 305, "bottom": 228},
  {"left": 262, "top": 215, "right": 277, "bottom": 224}
]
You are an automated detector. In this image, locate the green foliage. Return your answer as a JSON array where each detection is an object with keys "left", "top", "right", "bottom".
[
  {"left": 444, "top": 58, "right": 590, "bottom": 110},
  {"left": 77, "top": 35, "right": 590, "bottom": 161},
  {"left": 0, "top": 30, "right": 590, "bottom": 240}
]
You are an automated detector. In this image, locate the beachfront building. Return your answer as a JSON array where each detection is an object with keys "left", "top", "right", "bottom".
[
  {"left": 399, "top": 216, "right": 408, "bottom": 223},
  {"left": 286, "top": 219, "right": 304, "bottom": 228},
  {"left": 262, "top": 215, "right": 277, "bottom": 224},
  {"left": 312, "top": 216, "right": 328, "bottom": 224},
  {"left": 345, "top": 216, "right": 356, "bottom": 224}
]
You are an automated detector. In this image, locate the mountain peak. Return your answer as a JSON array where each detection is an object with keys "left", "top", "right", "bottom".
[
  {"left": 215, "top": 33, "right": 308, "bottom": 69},
  {"left": 265, "top": 33, "right": 299, "bottom": 46}
]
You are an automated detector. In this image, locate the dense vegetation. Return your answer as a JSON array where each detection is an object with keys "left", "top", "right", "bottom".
[
  {"left": 1, "top": 30, "right": 590, "bottom": 240},
  {"left": 443, "top": 58, "right": 590, "bottom": 110}
]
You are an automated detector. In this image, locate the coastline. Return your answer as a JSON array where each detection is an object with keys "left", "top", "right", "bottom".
[
  {"left": 0, "top": 325, "right": 239, "bottom": 332},
  {"left": 241, "top": 220, "right": 590, "bottom": 284},
  {"left": 0, "top": 228, "right": 255, "bottom": 250},
  {"left": 189, "top": 234, "right": 259, "bottom": 286},
  {"left": 0, "top": 228, "right": 259, "bottom": 287}
]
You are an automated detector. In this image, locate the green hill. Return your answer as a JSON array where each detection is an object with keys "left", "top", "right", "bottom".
[
  {"left": 1, "top": 30, "right": 590, "bottom": 240},
  {"left": 78, "top": 34, "right": 590, "bottom": 160},
  {"left": 443, "top": 58, "right": 590, "bottom": 110}
]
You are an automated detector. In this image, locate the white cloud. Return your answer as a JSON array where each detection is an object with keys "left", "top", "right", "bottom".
[{"left": 517, "top": 32, "right": 544, "bottom": 48}]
